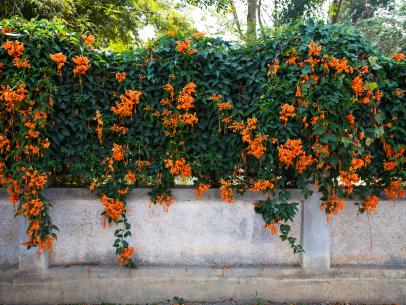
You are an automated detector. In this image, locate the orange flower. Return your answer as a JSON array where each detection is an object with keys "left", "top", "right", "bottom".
[
  {"left": 37, "top": 236, "right": 55, "bottom": 254},
  {"left": 363, "top": 154, "right": 372, "bottom": 164},
  {"left": 296, "top": 154, "right": 313, "bottom": 173},
  {"left": 24, "top": 145, "right": 40, "bottom": 156},
  {"left": 1, "top": 27, "right": 12, "bottom": 34},
  {"left": 7, "top": 179, "right": 20, "bottom": 204},
  {"left": 295, "top": 85, "right": 302, "bottom": 97},
  {"left": 23, "top": 170, "right": 47, "bottom": 193},
  {"left": 49, "top": 53, "right": 67, "bottom": 75},
  {"left": 165, "top": 158, "right": 192, "bottom": 177},
  {"left": 247, "top": 134, "right": 268, "bottom": 158},
  {"left": 220, "top": 179, "right": 234, "bottom": 204},
  {"left": 278, "top": 139, "right": 303, "bottom": 167},
  {"left": 1, "top": 40, "right": 24, "bottom": 58},
  {"left": 29, "top": 220, "right": 41, "bottom": 231},
  {"left": 363, "top": 196, "right": 379, "bottom": 214},
  {"left": 115, "top": 72, "right": 126, "bottom": 82},
  {"left": 250, "top": 180, "right": 274, "bottom": 192},
  {"left": 320, "top": 193, "right": 345, "bottom": 221},
  {"left": 72, "top": 56, "right": 90, "bottom": 76},
  {"left": 13, "top": 57, "right": 30, "bottom": 69},
  {"left": 176, "top": 39, "right": 198, "bottom": 55},
  {"left": 111, "top": 90, "right": 142, "bottom": 116},
  {"left": 125, "top": 171, "right": 137, "bottom": 184},
  {"left": 360, "top": 90, "right": 372, "bottom": 104},
  {"left": 192, "top": 32, "right": 206, "bottom": 38},
  {"left": 263, "top": 223, "right": 278, "bottom": 235},
  {"left": 100, "top": 195, "right": 125, "bottom": 222},
  {"left": 0, "top": 135, "right": 10, "bottom": 153},
  {"left": 339, "top": 170, "right": 359, "bottom": 194},
  {"left": 383, "top": 161, "right": 396, "bottom": 171},
  {"left": 352, "top": 74, "right": 364, "bottom": 97},
  {"left": 223, "top": 116, "right": 233, "bottom": 123},
  {"left": 94, "top": 110, "right": 103, "bottom": 144},
  {"left": 280, "top": 104, "right": 295, "bottom": 126},
  {"left": 374, "top": 90, "right": 382, "bottom": 101},
  {"left": 217, "top": 102, "right": 233, "bottom": 111},
  {"left": 384, "top": 180, "right": 404, "bottom": 200},
  {"left": 392, "top": 53, "right": 405, "bottom": 61},
  {"left": 82, "top": 34, "right": 96, "bottom": 47},
  {"left": 346, "top": 114, "right": 355, "bottom": 127},
  {"left": 267, "top": 59, "right": 279, "bottom": 77},
  {"left": 328, "top": 56, "right": 353, "bottom": 74},
  {"left": 308, "top": 41, "right": 321, "bottom": 57},
  {"left": 118, "top": 246, "right": 134, "bottom": 266},
  {"left": 194, "top": 183, "right": 211, "bottom": 199},
  {"left": 110, "top": 124, "right": 128, "bottom": 134},
  {"left": 166, "top": 29, "right": 177, "bottom": 37},
  {"left": 286, "top": 50, "right": 298, "bottom": 65},
  {"left": 0, "top": 84, "right": 28, "bottom": 112},
  {"left": 210, "top": 94, "right": 222, "bottom": 101},
  {"left": 177, "top": 82, "right": 196, "bottom": 110},
  {"left": 180, "top": 112, "right": 198, "bottom": 126},
  {"left": 22, "top": 198, "right": 44, "bottom": 217},
  {"left": 154, "top": 193, "right": 174, "bottom": 212},
  {"left": 163, "top": 83, "right": 175, "bottom": 99},
  {"left": 351, "top": 158, "right": 364, "bottom": 170},
  {"left": 228, "top": 121, "right": 245, "bottom": 132},
  {"left": 42, "top": 138, "right": 50, "bottom": 149},
  {"left": 112, "top": 144, "right": 124, "bottom": 161}
]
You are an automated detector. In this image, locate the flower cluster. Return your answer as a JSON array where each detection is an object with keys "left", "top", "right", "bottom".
[
  {"left": 165, "top": 158, "right": 192, "bottom": 178},
  {"left": 111, "top": 89, "right": 142, "bottom": 116},
  {"left": 1, "top": 39, "right": 30, "bottom": 69},
  {"left": 176, "top": 39, "right": 198, "bottom": 55},
  {"left": 72, "top": 56, "right": 90, "bottom": 76},
  {"left": 49, "top": 53, "right": 67, "bottom": 75}
]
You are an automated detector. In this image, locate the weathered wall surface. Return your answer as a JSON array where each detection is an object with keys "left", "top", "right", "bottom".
[
  {"left": 41, "top": 188, "right": 301, "bottom": 266},
  {"left": 0, "top": 201, "right": 18, "bottom": 267},
  {"left": 1, "top": 188, "right": 406, "bottom": 304},
  {"left": 330, "top": 199, "right": 406, "bottom": 266},
  {"left": 1, "top": 188, "right": 405, "bottom": 268}
]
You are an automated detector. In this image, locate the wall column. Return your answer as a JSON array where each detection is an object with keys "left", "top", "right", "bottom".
[
  {"left": 301, "top": 186, "right": 330, "bottom": 273},
  {"left": 18, "top": 219, "right": 48, "bottom": 272}
]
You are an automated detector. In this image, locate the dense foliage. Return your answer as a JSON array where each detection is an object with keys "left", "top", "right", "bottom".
[
  {"left": 1, "top": 0, "right": 194, "bottom": 49},
  {"left": 0, "top": 17, "right": 404, "bottom": 266}
]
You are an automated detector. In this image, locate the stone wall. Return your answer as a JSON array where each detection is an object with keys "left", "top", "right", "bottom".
[{"left": 0, "top": 188, "right": 405, "bottom": 304}]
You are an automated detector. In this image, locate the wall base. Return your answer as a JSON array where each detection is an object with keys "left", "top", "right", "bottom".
[{"left": 1, "top": 266, "right": 405, "bottom": 304}]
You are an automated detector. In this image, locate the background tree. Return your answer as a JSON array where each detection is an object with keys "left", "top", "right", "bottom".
[{"left": 0, "top": 0, "right": 194, "bottom": 49}]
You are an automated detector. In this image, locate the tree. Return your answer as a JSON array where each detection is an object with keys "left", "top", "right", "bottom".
[
  {"left": 0, "top": 0, "right": 194, "bottom": 49},
  {"left": 330, "top": 0, "right": 395, "bottom": 24},
  {"left": 185, "top": 0, "right": 327, "bottom": 41},
  {"left": 355, "top": 2, "right": 406, "bottom": 54}
]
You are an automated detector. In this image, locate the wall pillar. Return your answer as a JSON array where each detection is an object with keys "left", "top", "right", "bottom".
[
  {"left": 18, "top": 219, "right": 48, "bottom": 272},
  {"left": 301, "top": 186, "right": 330, "bottom": 273}
]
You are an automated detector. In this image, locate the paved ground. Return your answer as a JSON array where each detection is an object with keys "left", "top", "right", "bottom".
[
  {"left": 51, "top": 301, "right": 399, "bottom": 305},
  {"left": 59, "top": 299, "right": 396, "bottom": 305}
]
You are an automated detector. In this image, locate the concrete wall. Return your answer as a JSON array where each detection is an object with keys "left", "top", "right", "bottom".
[
  {"left": 0, "top": 188, "right": 405, "bottom": 304},
  {"left": 330, "top": 199, "right": 406, "bottom": 266}
]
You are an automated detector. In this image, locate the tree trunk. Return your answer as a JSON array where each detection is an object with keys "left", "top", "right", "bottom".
[
  {"left": 257, "top": 0, "right": 265, "bottom": 37},
  {"left": 230, "top": 0, "right": 245, "bottom": 41},
  {"left": 331, "top": 0, "right": 343, "bottom": 24},
  {"left": 246, "top": 0, "right": 257, "bottom": 40}
]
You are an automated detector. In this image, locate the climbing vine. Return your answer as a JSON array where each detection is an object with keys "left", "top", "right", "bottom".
[{"left": 0, "top": 18, "right": 404, "bottom": 266}]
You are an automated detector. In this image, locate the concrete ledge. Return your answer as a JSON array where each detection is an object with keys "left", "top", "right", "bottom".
[{"left": 0, "top": 265, "right": 405, "bottom": 304}]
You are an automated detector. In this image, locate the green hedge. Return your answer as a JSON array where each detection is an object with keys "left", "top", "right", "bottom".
[{"left": 0, "top": 17, "right": 404, "bottom": 265}]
